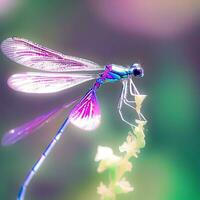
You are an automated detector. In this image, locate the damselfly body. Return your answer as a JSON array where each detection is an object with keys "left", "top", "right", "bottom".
[{"left": 1, "top": 37, "right": 146, "bottom": 200}]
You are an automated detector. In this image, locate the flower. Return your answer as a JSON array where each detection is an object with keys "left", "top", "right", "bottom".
[
  {"left": 95, "top": 146, "right": 118, "bottom": 162},
  {"left": 95, "top": 146, "right": 121, "bottom": 172},
  {"left": 135, "top": 120, "right": 146, "bottom": 135},
  {"left": 115, "top": 178, "right": 134, "bottom": 193},
  {"left": 119, "top": 134, "right": 139, "bottom": 157},
  {"left": 135, "top": 95, "right": 146, "bottom": 114},
  {"left": 134, "top": 120, "right": 146, "bottom": 148},
  {"left": 96, "top": 89, "right": 146, "bottom": 200},
  {"left": 97, "top": 182, "right": 114, "bottom": 199},
  {"left": 119, "top": 159, "right": 132, "bottom": 173}
]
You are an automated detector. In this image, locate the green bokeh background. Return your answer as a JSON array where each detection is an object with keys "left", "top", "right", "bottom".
[{"left": 0, "top": 0, "right": 200, "bottom": 200}]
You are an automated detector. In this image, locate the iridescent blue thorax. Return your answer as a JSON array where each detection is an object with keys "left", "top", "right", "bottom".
[{"left": 93, "top": 64, "right": 131, "bottom": 89}]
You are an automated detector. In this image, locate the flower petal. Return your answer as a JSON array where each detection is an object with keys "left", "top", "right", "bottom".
[
  {"left": 116, "top": 178, "right": 134, "bottom": 193},
  {"left": 135, "top": 94, "right": 146, "bottom": 113},
  {"left": 95, "top": 146, "right": 114, "bottom": 162},
  {"left": 97, "top": 182, "right": 114, "bottom": 199}
]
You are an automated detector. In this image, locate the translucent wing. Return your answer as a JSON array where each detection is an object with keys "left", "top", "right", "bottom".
[
  {"left": 1, "top": 37, "right": 104, "bottom": 72},
  {"left": 69, "top": 89, "right": 101, "bottom": 131},
  {"left": 8, "top": 72, "right": 97, "bottom": 93},
  {"left": 1, "top": 100, "right": 76, "bottom": 146}
]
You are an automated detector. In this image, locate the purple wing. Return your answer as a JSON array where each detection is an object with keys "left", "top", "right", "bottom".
[
  {"left": 7, "top": 72, "right": 97, "bottom": 93},
  {"left": 1, "top": 100, "right": 76, "bottom": 146},
  {"left": 1, "top": 37, "right": 104, "bottom": 72},
  {"left": 69, "top": 89, "right": 101, "bottom": 131}
]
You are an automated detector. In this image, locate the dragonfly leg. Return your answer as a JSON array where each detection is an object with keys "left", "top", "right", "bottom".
[
  {"left": 124, "top": 79, "right": 147, "bottom": 121},
  {"left": 118, "top": 80, "right": 136, "bottom": 127},
  {"left": 129, "top": 78, "right": 140, "bottom": 96},
  {"left": 122, "top": 79, "right": 136, "bottom": 109},
  {"left": 118, "top": 79, "right": 147, "bottom": 125},
  {"left": 17, "top": 117, "right": 70, "bottom": 200}
]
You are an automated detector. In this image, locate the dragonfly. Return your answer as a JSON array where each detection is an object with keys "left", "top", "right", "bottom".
[{"left": 1, "top": 37, "right": 146, "bottom": 200}]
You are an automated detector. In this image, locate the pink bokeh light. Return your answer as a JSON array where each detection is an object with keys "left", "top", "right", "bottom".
[
  {"left": 88, "top": 0, "right": 200, "bottom": 39},
  {"left": 0, "top": 0, "right": 22, "bottom": 18}
]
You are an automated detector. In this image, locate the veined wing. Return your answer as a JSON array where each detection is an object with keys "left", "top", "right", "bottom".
[
  {"left": 69, "top": 89, "right": 101, "bottom": 131},
  {"left": 1, "top": 100, "right": 77, "bottom": 146},
  {"left": 1, "top": 37, "right": 104, "bottom": 72},
  {"left": 8, "top": 72, "right": 97, "bottom": 93}
]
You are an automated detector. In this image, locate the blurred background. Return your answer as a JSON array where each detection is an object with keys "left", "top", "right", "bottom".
[{"left": 0, "top": 0, "right": 200, "bottom": 200}]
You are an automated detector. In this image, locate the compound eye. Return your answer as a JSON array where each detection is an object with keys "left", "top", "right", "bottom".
[{"left": 133, "top": 67, "right": 144, "bottom": 77}]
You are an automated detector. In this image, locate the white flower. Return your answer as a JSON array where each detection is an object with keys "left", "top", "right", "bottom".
[
  {"left": 135, "top": 95, "right": 146, "bottom": 113},
  {"left": 119, "top": 134, "right": 139, "bottom": 157},
  {"left": 116, "top": 178, "right": 134, "bottom": 193},
  {"left": 135, "top": 120, "right": 146, "bottom": 136},
  {"left": 95, "top": 146, "right": 119, "bottom": 162},
  {"left": 97, "top": 182, "right": 114, "bottom": 199},
  {"left": 135, "top": 119, "right": 147, "bottom": 128},
  {"left": 95, "top": 146, "right": 121, "bottom": 172},
  {"left": 119, "top": 159, "right": 132, "bottom": 172}
]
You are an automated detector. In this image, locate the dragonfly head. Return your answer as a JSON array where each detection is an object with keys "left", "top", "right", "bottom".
[{"left": 129, "top": 63, "right": 144, "bottom": 78}]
